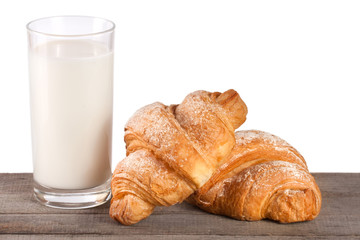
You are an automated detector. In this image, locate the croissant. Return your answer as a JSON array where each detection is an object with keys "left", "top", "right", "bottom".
[
  {"left": 187, "top": 130, "right": 322, "bottom": 223},
  {"left": 110, "top": 89, "right": 248, "bottom": 225}
]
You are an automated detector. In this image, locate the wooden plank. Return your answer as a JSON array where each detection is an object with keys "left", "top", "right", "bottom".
[
  {"left": 2, "top": 173, "right": 360, "bottom": 195},
  {"left": 1, "top": 213, "right": 359, "bottom": 236},
  {"left": 0, "top": 189, "right": 359, "bottom": 216},
  {"left": 1, "top": 235, "right": 359, "bottom": 240},
  {"left": 0, "top": 192, "right": 203, "bottom": 215},
  {"left": 1, "top": 212, "right": 360, "bottom": 236},
  {"left": 0, "top": 173, "right": 359, "bottom": 238},
  {"left": 1, "top": 173, "right": 359, "bottom": 215}
]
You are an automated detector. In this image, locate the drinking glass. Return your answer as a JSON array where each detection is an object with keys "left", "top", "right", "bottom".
[{"left": 27, "top": 16, "right": 115, "bottom": 209}]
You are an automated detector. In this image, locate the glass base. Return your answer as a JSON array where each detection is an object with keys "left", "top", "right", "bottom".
[{"left": 33, "top": 179, "right": 111, "bottom": 209}]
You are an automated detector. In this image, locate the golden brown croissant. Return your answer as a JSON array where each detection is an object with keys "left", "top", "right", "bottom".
[
  {"left": 110, "top": 90, "right": 248, "bottom": 225},
  {"left": 187, "top": 130, "right": 322, "bottom": 223}
]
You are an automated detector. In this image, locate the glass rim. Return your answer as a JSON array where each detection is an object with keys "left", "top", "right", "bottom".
[{"left": 26, "top": 15, "right": 115, "bottom": 37}]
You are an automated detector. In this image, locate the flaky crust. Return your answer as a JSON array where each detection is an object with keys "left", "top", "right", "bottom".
[
  {"left": 110, "top": 90, "right": 247, "bottom": 225},
  {"left": 187, "top": 130, "right": 322, "bottom": 223}
]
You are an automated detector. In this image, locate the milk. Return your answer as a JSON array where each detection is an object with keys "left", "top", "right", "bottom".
[{"left": 29, "top": 40, "right": 113, "bottom": 189}]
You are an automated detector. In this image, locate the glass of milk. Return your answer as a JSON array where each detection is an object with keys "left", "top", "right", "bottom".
[{"left": 27, "top": 16, "right": 114, "bottom": 209}]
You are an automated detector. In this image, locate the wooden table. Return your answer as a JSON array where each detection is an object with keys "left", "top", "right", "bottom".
[{"left": 0, "top": 173, "right": 359, "bottom": 239}]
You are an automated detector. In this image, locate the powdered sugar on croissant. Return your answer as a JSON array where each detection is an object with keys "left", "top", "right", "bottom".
[
  {"left": 187, "top": 130, "right": 321, "bottom": 223},
  {"left": 110, "top": 90, "right": 247, "bottom": 225}
]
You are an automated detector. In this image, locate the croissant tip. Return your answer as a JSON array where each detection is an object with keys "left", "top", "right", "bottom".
[
  {"left": 109, "top": 194, "right": 156, "bottom": 226},
  {"left": 213, "top": 89, "right": 247, "bottom": 130}
]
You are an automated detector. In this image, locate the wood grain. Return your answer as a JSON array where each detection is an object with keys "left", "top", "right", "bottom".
[{"left": 0, "top": 173, "right": 359, "bottom": 239}]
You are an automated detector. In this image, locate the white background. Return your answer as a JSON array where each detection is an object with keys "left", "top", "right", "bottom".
[{"left": 0, "top": 0, "right": 359, "bottom": 173}]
